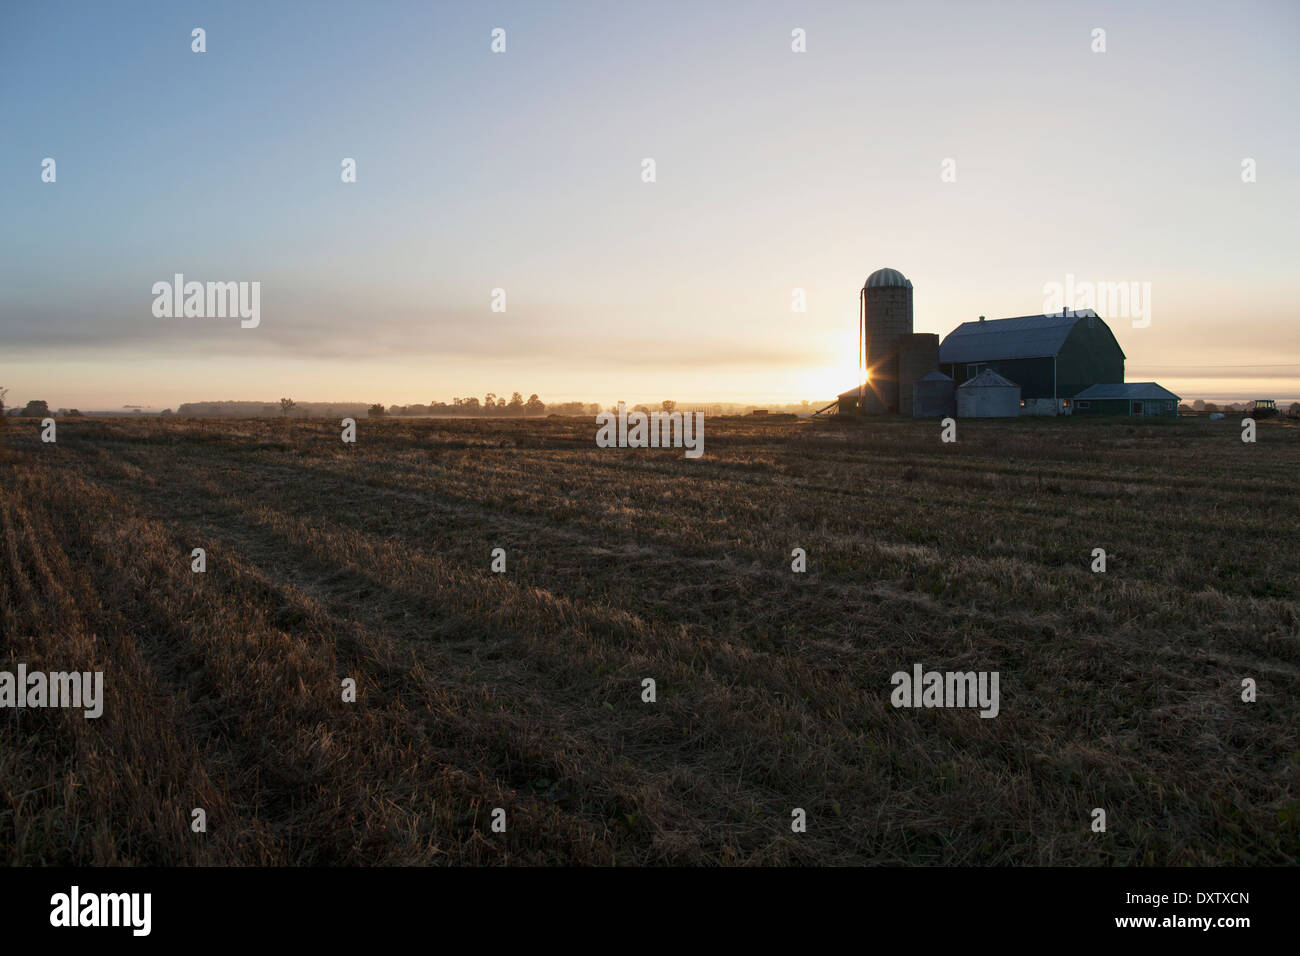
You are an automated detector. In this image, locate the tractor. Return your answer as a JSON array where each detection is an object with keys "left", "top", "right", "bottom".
[{"left": 1246, "top": 399, "right": 1279, "bottom": 419}]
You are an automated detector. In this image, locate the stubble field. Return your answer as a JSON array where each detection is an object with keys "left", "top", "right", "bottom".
[{"left": 1, "top": 414, "right": 1297, "bottom": 865}]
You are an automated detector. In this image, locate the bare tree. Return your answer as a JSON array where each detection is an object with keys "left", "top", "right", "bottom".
[{"left": 279, "top": 397, "right": 296, "bottom": 418}]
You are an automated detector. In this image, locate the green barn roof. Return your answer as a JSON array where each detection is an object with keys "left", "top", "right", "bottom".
[
  {"left": 939, "top": 310, "right": 1121, "bottom": 364},
  {"left": 1074, "top": 382, "right": 1180, "bottom": 401}
]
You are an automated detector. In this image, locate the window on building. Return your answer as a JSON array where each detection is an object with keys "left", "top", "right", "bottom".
[
  {"left": 1131, "top": 401, "right": 1142, "bottom": 415},
  {"left": 1077, "top": 401, "right": 1090, "bottom": 409}
]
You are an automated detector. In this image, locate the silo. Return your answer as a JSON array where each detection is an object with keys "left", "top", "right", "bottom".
[
  {"left": 897, "top": 332, "right": 938, "bottom": 417},
  {"left": 956, "top": 369, "right": 1021, "bottom": 418},
  {"left": 859, "top": 268, "right": 913, "bottom": 414},
  {"left": 912, "top": 370, "right": 956, "bottom": 418}
]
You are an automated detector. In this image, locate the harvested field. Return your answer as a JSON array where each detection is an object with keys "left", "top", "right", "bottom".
[{"left": 1, "top": 415, "right": 1297, "bottom": 865}]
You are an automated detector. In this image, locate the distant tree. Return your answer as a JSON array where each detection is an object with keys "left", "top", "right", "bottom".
[
  {"left": 1203, "top": 402, "right": 1218, "bottom": 412},
  {"left": 1178, "top": 404, "right": 1192, "bottom": 414},
  {"left": 661, "top": 400, "right": 676, "bottom": 413},
  {"left": 483, "top": 393, "right": 498, "bottom": 411},
  {"left": 157, "top": 409, "right": 170, "bottom": 417},
  {"left": 20, "top": 400, "right": 49, "bottom": 417},
  {"left": 1192, "top": 399, "right": 1205, "bottom": 411},
  {"left": 0, "top": 385, "right": 8, "bottom": 416},
  {"left": 524, "top": 394, "right": 545, "bottom": 416},
  {"left": 507, "top": 392, "right": 524, "bottom": 416},
  {"left": 280, "top": 397, "right": 296, "bottom": 418},
  {"left": 633, "top": 404, "right": 652, "bottom": 415},
  {"left": 368, "top": 403, "right": 386, "bottom": 418},
  {"left": 1289, "top": 402, "right": 1300, "bottom": 418}
]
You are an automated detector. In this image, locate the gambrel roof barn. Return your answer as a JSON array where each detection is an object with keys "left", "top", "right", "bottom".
[{"left": 939, "top": 310, "right": 1125, "bottom": 402}]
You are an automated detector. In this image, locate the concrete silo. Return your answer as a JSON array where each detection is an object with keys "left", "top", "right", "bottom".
[
  {"left": 857, "top": 268, "right": 914, "bottom": 414},
  {"left": 897, "top": 332, "right": 939, "bottom": 417}
]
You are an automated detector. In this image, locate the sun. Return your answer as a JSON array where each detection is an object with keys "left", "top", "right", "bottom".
[{"left": 804, "top": 360, "right": 866, "bottom": 400}]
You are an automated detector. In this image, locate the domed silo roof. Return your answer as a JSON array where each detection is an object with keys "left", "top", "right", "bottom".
[{"left": 863, "top": 267, "right": 912, "bottom": 290}]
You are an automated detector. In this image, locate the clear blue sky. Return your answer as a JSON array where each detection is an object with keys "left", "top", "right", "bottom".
[{"left": 2, "top": 0, "right": 1298, "bottom": 408}]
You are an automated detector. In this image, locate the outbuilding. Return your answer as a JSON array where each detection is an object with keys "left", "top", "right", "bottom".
[
  {"left": 956, "top": 369, "right": 1021, "bottom": 418},
  {"left": 1073, "top": 382, "right": 1180, "bottom": 417}
]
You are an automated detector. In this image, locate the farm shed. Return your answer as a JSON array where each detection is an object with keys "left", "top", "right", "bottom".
[
  {"left": 912, "top": 370, "right": 956, "bottom": 418},
  {"left": 1073, "top": 382, "right": 1180, "bottom": 417},
  {"left": 956, "top": 368, "right": 1021, "bottom": 418},
  {"left": 939, "top": 310, "right": 1125, "bottom": 412},
  {"left": 836, "top": 384, "right": 873, "bottom": 416}
]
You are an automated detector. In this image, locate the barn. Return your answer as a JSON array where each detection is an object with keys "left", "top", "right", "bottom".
[
  {"left": 1073, "top": 382, "right": 1180, "bottom": 417},
  {"left": 939, "top": 310, "right": 1125, "bottom": 413}
]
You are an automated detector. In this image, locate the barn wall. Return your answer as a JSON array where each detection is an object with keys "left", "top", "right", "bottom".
[
  {"left": 943, "top": 357, "right": 1053, "bottom": 398},
  {"left": 1076, "top": 397, "right": 1177, "bottom": 417},
  {"left": 1058, "top": 318, "right": 1125, "bottom": 397}
]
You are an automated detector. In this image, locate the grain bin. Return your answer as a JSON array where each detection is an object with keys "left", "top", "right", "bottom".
[
  {"left": 956, "top": 368, "right": 1021, "bottom": 418},
  {"left": 912, "top": 370, "right": 956, "bottom": 418}
]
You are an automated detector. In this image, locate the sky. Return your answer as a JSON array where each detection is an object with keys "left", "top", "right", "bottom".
[{"left": 2, "top": 0, "right": 1298, "bottom": 409}]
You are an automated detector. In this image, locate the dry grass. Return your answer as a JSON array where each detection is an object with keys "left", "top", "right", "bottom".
[{"left": 1, "top": 414, "right": 1297, "bottom": 865}]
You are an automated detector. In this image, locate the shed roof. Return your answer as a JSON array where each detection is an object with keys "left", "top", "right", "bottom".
[
  {"left": 957, "top": 368, "right": 1019, "bottom": 389},
  {"left": 1074, "top": 382, "right": 1180, "bottom": 401},
  {"left": 939, "top": 310, "right": 1103, "bottom": 364},
  {"left": 919, "top": 370, "right": 954, "bottom": 382}
]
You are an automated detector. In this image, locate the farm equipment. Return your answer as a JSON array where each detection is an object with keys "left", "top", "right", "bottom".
[{"left": 1247, "top": 399, "right": 1279, "bottom": 419}]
